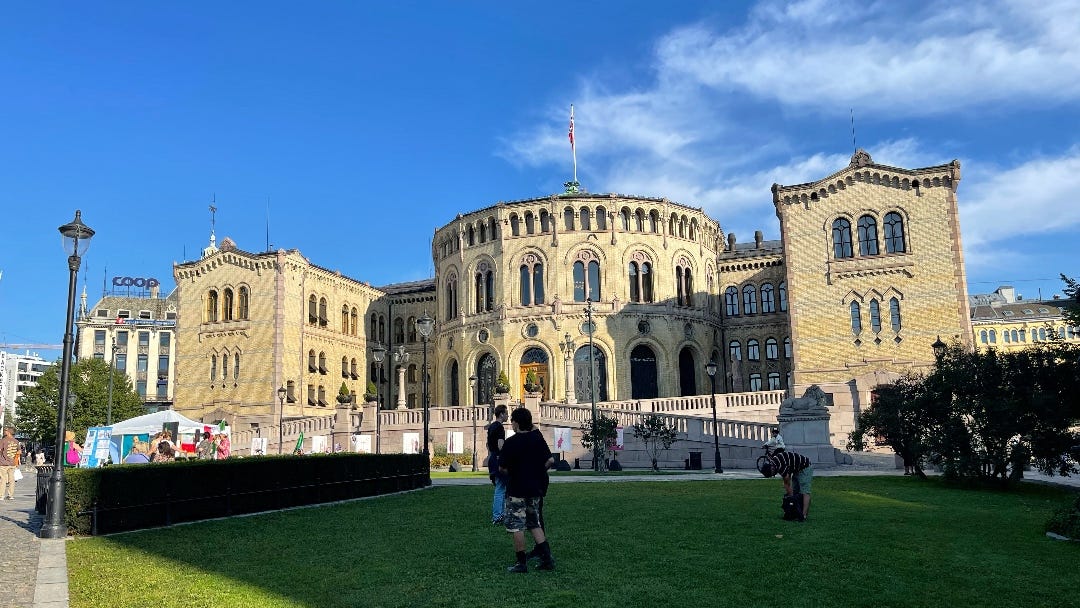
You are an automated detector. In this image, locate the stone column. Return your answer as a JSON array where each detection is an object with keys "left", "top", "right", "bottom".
[
  {"left": 396, "top": 366, "right": 407, "bottom": 409},
  {"left": 564, "top": 357, "right": 577, "bottom": 404}
]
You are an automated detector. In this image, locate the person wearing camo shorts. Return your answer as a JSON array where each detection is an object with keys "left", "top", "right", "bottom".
[{"left": 498, "top": 407, "right": 555, "bottom": 573}]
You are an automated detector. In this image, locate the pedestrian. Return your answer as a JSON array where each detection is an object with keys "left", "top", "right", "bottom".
[
  {"left": 63, "top": 431, "right": 83, "bottom": 467},
  {"left": 196, "top": 431, "right": 215, "bottom": 460},
  {"left": 0, "top": 427, "right": 20, "bottom": 500},
  {"left": 151, "top": 441, "right": 175, "bottom": 463},
  {"left": 498, "top": 407, "right": 555, "bottom": 573},
  {"left": 760, "top": 449, "right": 814, "bottom": 521},
  {"left": 486, "top": 404, "right": 508, "bottom": 525},
  {"left": 525, "top": 424, "right": 551, "bottom": 564},
  {"left": 215, "top": 433, "right": 231, "bottom": 459},
  {"left": 123, "top": 441, "right": 151, "bottom": 464}
]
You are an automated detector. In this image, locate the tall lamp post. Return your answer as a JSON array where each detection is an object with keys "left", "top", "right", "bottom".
[
  {"left": 41, "top": 210, "right": 94, "bottom": 540},
  {"left": 371, "top": 342, "right": 386, "bottom": 454},
  {"left": 561, "top": 332, "right": 576, "bottom": 404},
  {"left": 469, "top": 374, "right": 478, "bottom": 472},
  {"left": 585, "top": 299, "right": 598, "bottom": 471},
  {"left": 416, "top": 313, "right": 435, "bottom": 458},
  {"left": 705, "top": 361, "right": 723, "bottom": 474},
  {"left": 276, "top": 386, "right": 286, "bottom": 455}
]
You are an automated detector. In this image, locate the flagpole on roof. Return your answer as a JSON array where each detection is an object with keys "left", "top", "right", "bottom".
[{"left": 565, "top": 104, "right": 581, "bottom": 194}]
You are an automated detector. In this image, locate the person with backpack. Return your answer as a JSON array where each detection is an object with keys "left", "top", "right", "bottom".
[
  {"left": 760, "top": 449, "right": 814, "bottom": 522},
  {"left": 486, "top": 404, "right": 508, "bottom": 524},
  {"left": 63, "top": 431, "right": 83, "bottom": 467}
]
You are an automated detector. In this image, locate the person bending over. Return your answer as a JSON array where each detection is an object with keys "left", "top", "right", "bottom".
[{"left": 761, "top": 449, "right": 813, "bottom": 521}]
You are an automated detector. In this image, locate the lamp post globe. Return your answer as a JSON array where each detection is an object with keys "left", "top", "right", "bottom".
[
  {"left": 370, "top": 342, "right": 386, "bottom": 454},
  {"left": 41, "top": 211, "right": 94, "bottom": 540},
  {"left": 931, "top": 335, "right": 947, "bottom": 361},
  {"left": 705, "top": 361, "right": 722, "bottom": 474},
  {"left": 416, "top": 314, "right": 435, "bottom": 458}
]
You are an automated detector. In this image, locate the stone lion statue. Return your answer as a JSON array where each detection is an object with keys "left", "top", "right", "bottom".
[{"left": 779, "top": 385, "right": 829, "bottom": 415}]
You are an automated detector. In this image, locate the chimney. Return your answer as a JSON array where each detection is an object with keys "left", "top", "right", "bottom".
[
  {"left": 150, "top": 284, "right": 160, "bottom": 299},
  {"left": 727, "top": 233, "right": 736, "bottom": 252},
  {"left": 995, "top": 286, "right": 1016, "bottom": 304},
  {"left": 754, "top": 230, "right": 763, "bottom": 249}
]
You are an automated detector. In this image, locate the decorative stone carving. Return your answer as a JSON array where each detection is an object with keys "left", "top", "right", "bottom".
[{"left": 779, "top": 385, "right": 829, "bottom": 416}]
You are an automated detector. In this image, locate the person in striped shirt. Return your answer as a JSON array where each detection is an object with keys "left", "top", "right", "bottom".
[{"left": 761, "top": 450, "right": 813, "bottom": 521}]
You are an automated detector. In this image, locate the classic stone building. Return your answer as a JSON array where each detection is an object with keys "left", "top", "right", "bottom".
[
  {"left": 969, "top": 285, "right": 1080, "bottom": 352},
  {"left": 171, "top": 150, "right": 973, "bottom": 447}
]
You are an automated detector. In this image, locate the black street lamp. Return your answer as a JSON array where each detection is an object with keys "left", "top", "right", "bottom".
[
  {"left": 276, "top": 386, "right": 286, "bottom": 455},
  {"left": 585, "top": 299, "right": 599, "bottom": 471},
  {"left": 705, "top": 361, "right": 723, "bottom": 474},
  {"left": 931, "top": 335, "right": 947, "bottom": 361},
  {"left": 416, "top": 313, "right": 435, "bottom": 458},
  {"left": 41, "top": 210, "right": 94, "bottom": 540},
  {"left": 371, "top": 342, "right": 386, "bottom": 454},
  {"left": 469, "top": 374, "right": 478, "bottom": 472}
]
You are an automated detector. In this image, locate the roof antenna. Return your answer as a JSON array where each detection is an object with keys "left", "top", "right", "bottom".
[
  {"left": 850, "top": 108, "right": 857, "bottom": 153},
  {"left": 266, "top": 196, "right": 271, "bottom": 251},
  {"left": 208, "top": 194, "right": 218, "bottom": 249}
]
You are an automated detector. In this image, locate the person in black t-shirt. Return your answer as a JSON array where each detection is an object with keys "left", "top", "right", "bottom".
[
  {"left": 761, "top": 450, "right": 814, "bottom": 521},
  {"left": 498, "top": 407, "right": 555, "bottom": 573},
  {"left": 486, "top": 405, "right": 509, "bottom": 524}
]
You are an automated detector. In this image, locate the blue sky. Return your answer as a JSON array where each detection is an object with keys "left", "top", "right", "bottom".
[{"left": 1, "top": 0, "right": 1077, "bottom": 358}]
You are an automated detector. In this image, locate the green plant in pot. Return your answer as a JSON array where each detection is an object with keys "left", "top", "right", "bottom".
[
  {"left": 363, "top": 380, "right": 378, "bottom": 403},
  {"left": 495, "top": 370, "right": 511, "bottom": 394},
  {"left": 524, "top": 370, "right": 540, "bottom": 393},
  {"left": 336, "top": 382, "right": 353, "bottom": 405}
]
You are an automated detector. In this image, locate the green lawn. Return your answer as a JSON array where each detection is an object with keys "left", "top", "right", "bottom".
[{"left": 67, "top": 477, "right": 1079, "bottom": 608}]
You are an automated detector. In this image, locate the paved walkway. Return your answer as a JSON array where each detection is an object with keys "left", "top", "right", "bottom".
[{"left": 1, "top": 461, "right": 1076, "bottom": 608}]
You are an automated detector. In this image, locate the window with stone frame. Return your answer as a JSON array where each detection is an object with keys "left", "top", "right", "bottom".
[
  {"left": 779, "top": 281, "right": 788, "bottom": 311},
  {"left": 572, "top": 250, "right": 601, "bottom": 302},
  {"left": 760, "top": 283, "right": 775, "bottom": 313},
  {"left": 857, "top": 215, "right": 879, "bottom": 256},
  {"left": 207, "top": 290, "right": 219, "bottom": 323},
  {"left": 725, "top": 286, "right": 739, "bottom": 316},
  {"left": 833, "top": 218, "right": 854, "bottom": 258},
  {"left": 729, "top": 340, "right": 741, "bottom": 361},
  {"left": 742, "top": 284, "right": 758, "bottom": 314},
  {"left": 768, "top": 372, "right": 782, "bottom": 390},
  {"left": 749, "top": 373, "right": 763, "bottom": 391},
  {"left": 889, "top": 297, "right": 901, "bottom": 332},
  {"left": 784, "top": 337, "right": 792, "bottom": 358},
  {"left": 869, "top": 299, "right": 882, "bottom": 333},
  {"left": 519, "top": 254, "right": 545, "bottom": 306},
  {"left": 851, "top": 301, "right": 862, "bottom": 335},
  {"left": 747, "top": 339, "right": 760, "bottom": 361},
  {"left": 765, "top": 337, "right": 779, "bottom": 360},
  {"left": 884, "top": 212, "right": 906, "bottom": 253}
]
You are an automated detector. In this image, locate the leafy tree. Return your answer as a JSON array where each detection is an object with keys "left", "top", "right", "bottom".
[
  {"left": 1061, "top": 274, "right": 1080, "bottom": 328},
  {"left": 848, "top": 373, "right": 938, "bottom": 479},
  {"left": 580, "top": 413, "right": 619, "bottom": 472},
  {"left": 16, "top": 357, "right": 145, "bottom": 445},
  {"left": 633, "top": 414, "right": 679, "bottom": 471}
]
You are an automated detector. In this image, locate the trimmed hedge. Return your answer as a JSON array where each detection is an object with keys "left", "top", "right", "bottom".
[
  {"left": 1046, "top": 492, "right": 1080, "bottom": 540},
  {"left": 64, "top": 453, "right": 429, "bottom": 535}
]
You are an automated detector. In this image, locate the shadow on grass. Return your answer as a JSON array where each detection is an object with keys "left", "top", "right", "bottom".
[{"left": 67, "top": 477, "right": 1080, "bottom": 608}]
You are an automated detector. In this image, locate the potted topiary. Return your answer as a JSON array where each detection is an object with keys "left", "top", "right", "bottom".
[
  {"left": 363, "top": 380, "right": 378, "bottom": 403},
  {"left": 524, "top": 370, "right": 541, "bottom": 393},
  {"left": 337, "top": 382, "right": 352, "bottom": 405},
  {"left": 495, "top": 370, "right": 511, "bottom": 394}
]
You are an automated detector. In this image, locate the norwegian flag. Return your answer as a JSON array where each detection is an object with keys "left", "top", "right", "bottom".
[{"left": 568, "top": 105, "right": 575, "bottom": 148}]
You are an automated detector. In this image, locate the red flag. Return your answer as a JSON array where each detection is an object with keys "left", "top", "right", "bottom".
[{"left": 568, "top": 106, "right": 575, "bottom": 147}]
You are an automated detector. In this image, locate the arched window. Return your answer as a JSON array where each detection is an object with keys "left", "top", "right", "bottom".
[
  {"left": 394, "top": 317, "right": 405, "bottom": 343},
  {"left": 223, "top": 288, "right": 234, "bottom": 321},
  {"left": 573, "top": 252, "right": 601, "bottom": 302},
  {"left": 318, "top": 298, "right": 328, "bottom": 327},
  {"left": 318, "top": 351, "right": 327, "bottom": 374},
  {"left": 668, "top": 213, "right": 677, "bottom": 235},
  {"left": 779, "top": 281, "right": 788, "bottom": 312},
  {"left": 1004, "top": 331, "right": 1011, "bottom": 343},
  {"left": 339, "top": 357, "right": 348, "bottom": 379},
  {"left": 342, "top": 305, "right": 350, "bottom": 333},
  {"left": 350, "top": 307, "right": 358, "bottom": 336},
  {"left": 749, "top": 373, "right": 763, "bottom": 391},
  {"left": 768, "top": 372, "right": 782, "bottom": 390},
  {"left": 408, "top": 316, "right": 417, "bottom": 342},
  {"left": 539, "top": 209, "right": 550, "bottom": 232},
  {"left": 473, "top": 264, "right": 493, "bottom": 312},
  {"left": 596, "top": 206, "right": 607, "bottom": 230},
  {"left": 207, "top": 290, "right": 219, "bottom": 323},
  {"left": 725, "top": 286, "right": 739, "bottom": 316},
  {"left": 445, "top": 274, "right": 458, "bottom": 320},
  {"left": 728, "top": 340, "right": 742, "bottom": 361},
  {"left": 563, "top": 207, "right": 575, "bottom": 231},
  {"left": 990, "top": 329, "right": 999, "bottom": 343},
  {"left": 351, "top": 358, "right": 358, "bottom": 378},
  {"left": 889, "top": 297, "right": 901, "bottom": 332},
  {"left": 479, "top": 222, "right": 486, "bottom": 244},
  {"left": 524, "top": 211, "right": 535, "bottom": 235},
  {"left": 1011, "top": 329, "right": 1019, "bottom": 342},
  {"left": 765, "top": 337, "right": 779, "bottom": 360},
  {"left": 675, "top": 264, "right": 693, "bottom": 307},
  {"left": 378, "top": 315, "right": 385, "bottom": 343},
  {"left": 210, "top": 354, "right": 217, "bottom": 382},
  {"left": 221, "top": 350, "right": 229, "bottom": 380},
  {"left": 309, "top": 295, "right": 318, "bottom": 324},
  {"left": 579, "top": 207, "right": 591, "bottom": 231},
  {"left": 408, "top": 364, "right": 417, "bottom": 383},
  {"left": 238, "top": 287, "right": 249, "bottom": 320},
  {"left": 510, "top": 214, "right": 520, "bottom": 236},
  {"left": 747, "top": 339, "right": 760, "bottom": 361},
  {"left": 234, "top": 353, "right": 240, "bottom": 380},
  {"left": 519, "top": 256, "right": 545, "bottom": 306},
  {"left": 679, "top": 216, "right": 687, "bottom": 238},
  {"left": 784, "top": 337, "right": 792, "bottom": 358},
  {"left": 857, "top": 215, "right": 879, "bottom": 256},
  {"left": 649, "top": 210, "right": 660, "bottom": 233},
  {"left": 635, "top": 209, "right": 645, "bottom": 232},
  {"left": 467, "top": 225, "right": 475, "bottom": 246},
  {"left": 884, "top": 212, "right": 906, "bottom": 253},
  {"left": 850, "top": 301, "right": 862, "bottom": 335},
  {"left": 869, "top": 299, "right": 881, "bottom": 333},
  {"left": 1039, "top": 327, "right": 1046, "bottom": 341},
  {"left": 760, "top": 283, "right": 775, "bottom": 313},
  {"left": 833, "top": 218, "right": 854, "bottom": 258},
  {"left": 980, "top": 329, "right": 988, "bottom": 344},
  {"left": 743, "top": 285, "right": 758, "bottom": 314},
  {"left": 628, "top": 259, "right": 654, "bottom": 303},
  {"left": 621, "top": 208, "right": 631, "bottom": 231}
]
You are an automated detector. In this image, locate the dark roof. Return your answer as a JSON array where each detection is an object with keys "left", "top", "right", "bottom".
[
  {"left": 377, "top": 279, "right": 436, "bottom": 295},
  {"left": 970, "top": 302, "right": 1064, "bottom": 322}
]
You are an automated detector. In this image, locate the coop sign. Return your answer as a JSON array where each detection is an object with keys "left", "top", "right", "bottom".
[{"left": 112, "top": 276, "right": 160, "bottom": 288}]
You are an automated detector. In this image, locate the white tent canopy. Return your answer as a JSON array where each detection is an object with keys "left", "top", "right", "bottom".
[{"left": 108, "top": 409, "right": 207, "bottom": 436}]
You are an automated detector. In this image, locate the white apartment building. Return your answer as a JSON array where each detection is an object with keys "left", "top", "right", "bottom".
[{"left": 0, "top": 350, "right": 50, "bottom": 427}]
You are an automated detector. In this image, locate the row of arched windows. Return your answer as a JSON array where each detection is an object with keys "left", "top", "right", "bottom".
[
  {"left": 466, "top": 217, "right": 500, "bottom": 247},
  {"left": 308, "top": 295, "right": 361, "bottom": 337},
  {"left": 979, "top": 326, "right": 1079, "bottom": 344},
  {"left": 505, "top": 206, "right": 707, "bottom": 242},
  {"left": 725, "top": 282, "right": 787, "bottom": 316},
  {"left": 748, "top": 372, "right": 784, "bottom": 391},
  {"left": 729, "top": 337, "right": 791, "bottom": 362},
  {"left": 205, "top": 287, "right": 249, "bottom": 323},
  {"left": 209, "top": 351, "right": 241, "bottom": 383},
  {"left": 850, "top": 298, "right": 902, "bottom": 335},
  {"left": 833, "top": 212, "right": 906, "bottom": 259}
]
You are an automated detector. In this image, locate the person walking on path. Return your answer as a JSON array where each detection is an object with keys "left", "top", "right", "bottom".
[
  {"left": 498, "top": 407, "right": 555, "bottom": 573},
  {"left": 760, "top": 449, "right": 814, "bottom": 521},
  {"left": 486, "top": 404, "right": 508, "bottom": 525},
  {"left": 0, "top": 427, "right": 20, "bottom": 500}
]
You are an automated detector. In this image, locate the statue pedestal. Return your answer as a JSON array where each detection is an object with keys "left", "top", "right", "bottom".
[
  {"left": 777, "top": 406, "right": 836, "bottom": 465},
  {"left": 523, "top": 392, "right": 541, "bottom": 412}
]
